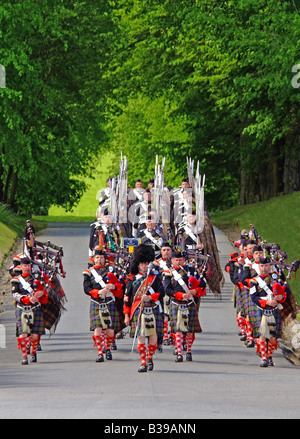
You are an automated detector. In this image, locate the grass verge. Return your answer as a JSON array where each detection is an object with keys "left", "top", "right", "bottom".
[
  {"left": 0, "top": 204, "right": 47, "bottom": 266},
  {"left": 211, "top": 191, "right": 300, "bottom": 303},
  {"left": 35, "top": 152, "right": 115, "bottom": 221}
]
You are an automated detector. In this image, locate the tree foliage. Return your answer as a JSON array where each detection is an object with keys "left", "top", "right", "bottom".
[
  {"left": 1, "top": 0, "right": 299, "bottom": 214},
  {"left": 105, "top": 0, "right": 300, "bottom": 209},
  {"left": 0, "top": 0, "right": 114, "bottom": 214}
]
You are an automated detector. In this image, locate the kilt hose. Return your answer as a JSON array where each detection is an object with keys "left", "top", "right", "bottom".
[
  {"left": 252, "top": 307, "right": 282, "bottom": 339},
  {"left": 89, "top": 298, "right": 123, "bottom": 332},
  {"left": 15, "top": 305, "right": 45, "bottom": 336},
  {"left": 129, "top": 304, "right": 163, "bottom": 340},
  {"left": 169, "top": 300, "right": 202, "bottom": 333}
]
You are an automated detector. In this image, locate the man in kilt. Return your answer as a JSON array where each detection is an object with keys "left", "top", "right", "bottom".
[
  {"left": 238, "top": 240, "right": 257, "bottom": 348},
  {"left": 225, "top": 245, "right": 245, "bottom": 339},
  {"left": 231, "top": 239, "right": 247, "bottom": 340},
  {"left": 83, "top": 249, "right": 125, "bottom": 362},
  {"left": 137, "top": 210, "right": 167, "bottom": 258},
  {"left": 11, "top": 257, "right": 49, "bottom": 365},
  {"left": 153, "top": 242, "right": 173, "bottom": 346},
  {"left": 164, "top": 249, "right": 206, "bottom": 362},
  {"left": 123, "top": 244, "right": 165, "bottom": 373},
  {"left": 250, "top": 257, "right": 287, "bottom": 367}
]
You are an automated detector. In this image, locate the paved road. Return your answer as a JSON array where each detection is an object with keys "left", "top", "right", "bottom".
[{"left": 1, "top": 223, "right": 300, "bottom": 420}]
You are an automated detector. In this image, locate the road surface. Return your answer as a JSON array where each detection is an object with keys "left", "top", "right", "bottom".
[{"left": 1, "top": 223, "right": 300, "bottom": 420}]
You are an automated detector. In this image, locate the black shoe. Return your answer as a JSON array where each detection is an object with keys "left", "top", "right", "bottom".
[
  {"left": 138, "top": 364, "right": 148, "bottom": 373},
  {"left": 21, "top": 357, "right": 28, "bottom": 365},
  {"left": 147, "top": 361, "right": 154, "bottom": 371},
  {"left": 240, "top": 334, "right": 247, "bottom": 341},
  {"left": 175, "top": 354, "right": 183, "bottom": 362},
  {"left": 268, "top": 357, "right": 274, "bottom": 366},
  {"left": 106, "top": 350, "right": 112, "bottom": 360},
  {"left": 111, "top": 343, "right": 117, "bottom": 351},
  {"left": 246, "top": 341, "right": 255, "bottom": 348},
  {"left": 186, "top": 352, "right": 193, "bottom": 361},
  {"left": 260, "top": 360, "right": 268, "bottom": 367},
  {"left": 96, "top": 354, "right": 104, "bottom": 363},
  {"left": 30, "top": 354, "right": 37, "bottom": 363}
]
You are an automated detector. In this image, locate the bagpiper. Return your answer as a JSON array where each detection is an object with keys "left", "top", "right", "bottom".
[
  {"left": 238, "top": 239, "right": 257, "bottom": 347},
  {"left": 88, "top": 214, "right": 120, "bottom": 263},
  {"left": 123, "top": 244, "right": 165, "bottom": 372},
  {"left": 153, "top": 242, "right": 173, "bottom": 346},
  {"left": 250, "top": 257, "right": 287, "bottom": 367},
  {"left": 175, "top": 211, "right": 204, "bottom": 252},
  {"left": 83, "top": 249, "right": 125, "bottom": 362},
  {"left": 164, "top": 249, "right": 206, "bottom": 362},
  {"left": 137, "top": 210, "right": 167, "bottom": 258},
  {"left": 11, "top": 256, "right": 49, "bottom": 365}
]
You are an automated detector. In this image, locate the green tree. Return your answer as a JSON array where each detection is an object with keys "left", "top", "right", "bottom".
[
  {"left": 105, "top": 0, "right": 300, "bottom": 210},
  {"left": 103, "top": 1, "right": 240, "bottom": 209},
  {"left": 0, "top": 0, "right": 115, "bottom": 214}
]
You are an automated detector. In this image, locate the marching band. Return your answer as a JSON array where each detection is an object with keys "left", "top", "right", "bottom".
[{"left": 8, "top": 154, "right": 299, "bottom": 370}]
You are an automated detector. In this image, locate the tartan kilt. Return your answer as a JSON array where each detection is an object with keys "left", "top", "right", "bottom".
[
  {"left": 129, "top": 305, "right": 163, "bottom": 340},
  {"left": 169, "top": 300, "right": 202, "bottom": 333},
  {"left": 244, "top": 289, "right": 257, "bottom": 325},
  {"left": 41, "top": 290, "right": 63, "bottom": 331},
  {"left": 89, "top": 299, "right": 123, "bottom": 332},
  {"left": 252, "top": 307, "right": 282, "bottom": 339},
  {"left": 235, "top": 288, "right": 245, "bottom": 316},
  {"left": 279, "top": 291, "right": 298, "bottom": 321},
  {"left": 15, "top": 305, "right": 45, "bottom": 336}
]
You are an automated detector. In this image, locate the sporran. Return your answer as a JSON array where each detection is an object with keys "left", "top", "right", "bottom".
[
  {"left": 176, "top": 304, "right": 189, "bottom": 332},
  {"left": 140, "top": 306, "right": 156, "bottom": 336}
]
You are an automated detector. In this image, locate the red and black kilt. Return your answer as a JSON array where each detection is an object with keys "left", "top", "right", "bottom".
[
  {"left": 89, "top": 298, "right": 123, "bottom": 332},
  {"left": 244, "top": 288, "right": 257, "bottom": 325},
  {"left": 15, "top": 304, "right": 45, "bottom": 336},
  {"left": 235, "top": 287, "right": 245, "bottom": 316},
  {"left": 252, "top": 307, "right": 282, "bottom": 339},
  {"left": 279, "top": 291, "right": 298, "bottom": 321},
  {"left": 129, "top": 304, "right": 163, "bottom": 340},
  {"left": 41, "top": 289, "right": 64, "bottom": 332},
  {"left": 169, "top": 300, "right": 202, "bottom": 333}
]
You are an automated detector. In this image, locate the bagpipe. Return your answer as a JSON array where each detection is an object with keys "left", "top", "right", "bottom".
[
  {"left": 228, "top": 223, "right": 300, "bottom": 365},
  {"left": 251, "top": 224, "right": 300, "bottom": 282},
  {"left": 231, "top": 223, "right": 300, "bottom": 284},
  {"left": 21, "top": 224, "right": 67, "bottom": 334},
  {"left": 91, "top": 153, "right": 225, "bottom": 297},
  {"left": 98, "top": 153, "right": 206, "bottom": 242}
]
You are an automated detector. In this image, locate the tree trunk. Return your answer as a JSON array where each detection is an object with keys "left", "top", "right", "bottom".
[
  {"left": 283, "top": 142, "right": 300, "bottom": 194},
  {"left": 3, "top": 165, "right": 13, "bottom": 204},
  {"left": 0, "top": 150, "right": 3, "bottom": 202},
  {"left": 8, "top": 171, "right": 18, "bottom": 211}
]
